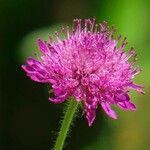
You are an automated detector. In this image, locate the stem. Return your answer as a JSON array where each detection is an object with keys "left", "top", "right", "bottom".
[{"left": 54, "top": 97, "right": 79, "bottom": 150}]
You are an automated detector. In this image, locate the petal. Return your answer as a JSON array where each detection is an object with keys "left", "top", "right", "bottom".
[
  {"left": 115, "top": 92, "right": 130, "bottom": 102},
  {"left": 131, "top": 67, "right": 141, "bottom": 77},
  {"left": 86, "top": 109, "right": 96, "bottom": 127},
  {"left": 27, "top": 73, "right": 48, "bottom": 83},
  {"left": 84, "top": 97, "right": 98, "bottom": 127},
  {"left": 104, "top": 94, "right": 115, "bottom": 103},
  {"left": 128, "top": 83, "right": 144, "bottom": 94},
  {"left": 26, "top": 58, "right": 44, "bottom": 69},
  {"left": 73, "top": 87, "right": 83, "bottom": 102},
  {"left": 117, "top": 101, "right": 136, "bottom": 110},
  {"left": 52, "top": 85, "right": 64, "bottom": 96},
  {"left": 37, "top": 39, "right": 48, "bottom": 53},
  {"left": 101, "top": 102, "right": 117, "bottom": 119},
  {"left": 117, "top": 102, "right": 127, "bottom": 110},
  {"left": 126, "top": 101, "right": 136, "bottom": 110},
  {"left": 26, "top": 57, "right": 36, "bottom": 65},
  {"left": 22, "top": 57, "right": 49, "bottom": 83},
  {"left": 48, "top": 93, "right": 67, "bottom": 104},
  {"left": 22, "top": 65, "right": 35, "bottom": 73},
  {"left": 26, "top": 58, "right": 45, "bottom": 70}
]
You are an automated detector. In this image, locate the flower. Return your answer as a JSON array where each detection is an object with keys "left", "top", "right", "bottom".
[{"left": 22, "top": 19, "right": 144, "bottom": 126}]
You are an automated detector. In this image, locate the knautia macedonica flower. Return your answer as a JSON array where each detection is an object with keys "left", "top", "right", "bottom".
[{"left": 22, "top": 19, "right": 144, "bottom": 126}]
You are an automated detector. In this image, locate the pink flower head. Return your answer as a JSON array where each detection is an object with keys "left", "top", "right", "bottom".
[{"left": 22, "top": 19, "right": 144, "bottom": 126}]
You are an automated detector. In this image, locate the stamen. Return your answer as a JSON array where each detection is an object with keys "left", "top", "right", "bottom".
[
  {"left": 132, "top": 67, "right": 141, "bottom": 76},
  {"left": 121, "top": 37, "right": 128, "bottom": 49},
  {"left": 84, "top": 19, "right": 88, "bottom": 32},
  {"left": 61, "top": 26, "right": 65, "bottom": 35},
  {"left": 73, "top": 19, "right": 81, "bottom": 34},
  {"left": 77, "top": 19, "right": 81, "bottom": 33},
  {"left": 66, "top": 26, "right": 70, "bottom": 39},
  {"left": 94, "top": 24, "right": 98, "bottom": 33},
  {"left": 89, "top": 18, "right": 96, "bottom": 32},
  {"left": 123, "top": 47, "right": 135, "bottom": 61},
  {"left": 117, "top": 34, "right": 122, "bottom": 42},
  {"left": 49, "top": 36, "right": 53, "bottom": 44},
  {"left": 100, "top": 21, "right": 108, "bottom": 33},
  {"left": 110, "top": 25, "right": 116, "bottom": 38},
  {"left": 54, "top": 32, "right": 62, "bottom": 43}
]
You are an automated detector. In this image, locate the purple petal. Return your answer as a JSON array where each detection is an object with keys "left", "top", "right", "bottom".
[
  {"left": 22, "top": 57, "right": 49, "bottom": 83},
  {"left": 22, "top": 65, "right": 35, "bottom": 73},
  {"left": 128, "top": 83, "right": 144, "bottom": 94},
  {"left": 85, "top": 97, "right": 98, "bottom": 127},
  {"left": 115, "top": 92, "right": 130, "bottom": 102},
  {"left": 104, "top": 94, "right": 115, "bottom": 103},
  {"left": 26, "top": 57, "right": 36, "bottom": 65},
  {"left": 73, "top": 87, "right": 83, "bottom": 102},
  {"left": 117, "top": 101, "right": 136, "bottom": 110},
  {"left": 24, "top": 58, "right": 45, "bottom": 73},
  {"left": 22, "top": 65, "right": 46, "bottom": 82},
  {"left": 115, "top": 92, "right": 136, "bottom": 110},
  {"left": 48, "top": 79, "right": 57, "bottom": 84},
  {"left": 131, "top": 67, "right": 141, "bottom": 76},
  {"left": 26, "top": 72, "right": 46, "bottom": 82},
  {"left": 126, "top": 101, "right": 136, "bottom": 110},
  {"left": 101, "top": 102, "right": 117, "bottom": 119},
  {"left": 49, "top": 93, "right": 67, "bottom": 104},
  {"left": 27, "top": 58, "right": 44, "bottom": 70},
  {"left": 37, "top": 39, "right": 48, "bottom": 53},
  {"left": 52, "top": 85, "right": 64, "bottom": 96},
  {"left": 117, "top": 102, "right": 127, "bottom": 110},
  {"left": 86, "top": 109, "right": 96, "bottom": 127}
]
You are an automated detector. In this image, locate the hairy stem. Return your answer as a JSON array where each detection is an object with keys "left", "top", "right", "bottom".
[{"left": 54, "top": 97, "right": 79, "bottom": 150}]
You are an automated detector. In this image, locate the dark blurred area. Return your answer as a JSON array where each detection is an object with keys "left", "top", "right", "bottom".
[{"left": 1, "top": 0, "right": 150, "bottom": 150}]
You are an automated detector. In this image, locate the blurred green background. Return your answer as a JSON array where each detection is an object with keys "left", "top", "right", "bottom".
[{"left": 1, "top": 0, "right": 150, "bottom": 149}]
